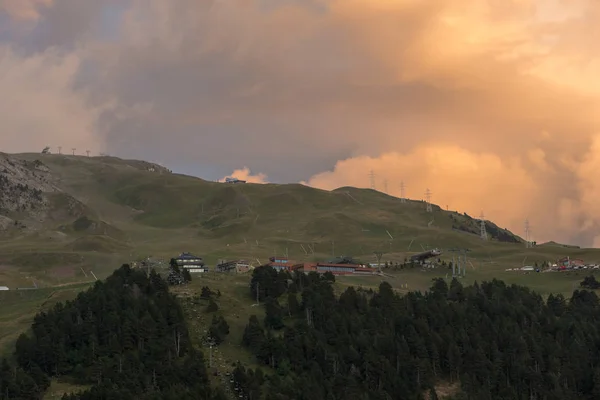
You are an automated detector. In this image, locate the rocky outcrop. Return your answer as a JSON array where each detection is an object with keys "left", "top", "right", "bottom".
[{"left": 0, "top": 153, "right": 57, "bottom": 224}]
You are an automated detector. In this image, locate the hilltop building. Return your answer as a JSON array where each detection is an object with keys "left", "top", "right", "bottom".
[
  {"left": 225, "top": 177, "right": 246, "bottom": 184},
  {"left": 0, "top": 286, "right": 8, "bottom": 291},
  {"left": 175, "top": 252, "right": 209, "bottom": 273}
]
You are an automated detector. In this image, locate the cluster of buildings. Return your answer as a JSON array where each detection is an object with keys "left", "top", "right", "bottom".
[
  {"left": 172, "top": 252, "right": 380, "bottom": 277},
  {"left": 173, "top": 252, "right": 250, "bottom": 274},
  {"left": 504, "top": 256, "right": 600, "bottom": 273},
  {"left": 266, "top": 256, "right": 379, "bottom": 276},
  {"left": 554, "top": 257, "right": 598, "bottom": 271}
]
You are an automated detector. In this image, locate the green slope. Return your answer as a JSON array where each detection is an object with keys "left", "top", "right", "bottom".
[
  {"left": 2, "top": 152, "right": 600, "bottom": 281},
  {"left": 3, "top": 151, "right": 600, "bottom": 369}
]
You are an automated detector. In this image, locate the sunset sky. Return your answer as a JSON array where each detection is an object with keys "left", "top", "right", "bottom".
[{"left": 1, "top": 0, "right": 600, "bottom": 246}]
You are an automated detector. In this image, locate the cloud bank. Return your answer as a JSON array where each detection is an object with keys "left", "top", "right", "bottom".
[{"left": 1, "top": 0, "right": 600, "bottom": 245}]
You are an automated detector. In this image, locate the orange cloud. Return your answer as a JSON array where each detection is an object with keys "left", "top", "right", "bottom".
[
  {"left": 305, "top": 145, "right": 538, "bottom": 234},
  {"left": 0, "top": 0, "right": 52, "bottom": 20},
  {"left": 2, "top": 0, "right": 600, "bottom": 245},
  {"left": 220, "top": 167, "right": 268, "bottom": 184}
]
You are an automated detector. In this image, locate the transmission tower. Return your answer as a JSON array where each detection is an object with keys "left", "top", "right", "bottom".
[
  {"left": 71, "top": 148, "right": 76, "bottom": 155},
  {"left": 479, "top": 212, "right": 487, "bottom": 240},
  {"left": 86, "top": 150, "right": 90, "bottom": 157},
  {"left": 425, "top": 188, "right": 432, "bottom": 212},
  {"left": 524, "top": 219, "right": 532, "bottom": 248},
  {"left": 383, "top": 179, "right": 388, "bottom": 194},
  {"left": 369, "top": 170, "right": 376, "bottom": 190},
  {"left": 374, "top": 252, "right": 384, "bottom": 273},
  {"left": 57, "top": 146, "right": 62, "bottom": 154},
  {"left": 461, "top": 249, "right": 471, "bottom": 277},
  {"left": 400, "top": 181, "right": 406, "bottom": 203},
  {"left": 449, "top": 248, "right": 458, "bottom": 277}
]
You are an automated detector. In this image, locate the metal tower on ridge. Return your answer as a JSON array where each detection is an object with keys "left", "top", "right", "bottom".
[
  {"left": 400, "top": 181, "right": 406, "bottom": 203},
  {"left": 524, "top": 219, "right": 532, "bottom": 248},
  {"left": 369, "top": 170, "right": 376, "bottom": 190},
  {"left": 479, "top": 212, "right": 487, "bottom": 240},
  {"left": 383, "top": 179, "right": 388, "bottom": 194},
  {"left": 425, "top": 188, "right": 432, "bottom": 212}
]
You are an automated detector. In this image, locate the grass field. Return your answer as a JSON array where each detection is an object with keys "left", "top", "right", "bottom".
[
  {"left": 175, "top": 272, "right": 264, "bottom": 370},
  {"left": 336, "top": 266, "right": 590, "bottom": 297},
  {"left": 43, "top": 381, "right": 91, "bottom": 400}
]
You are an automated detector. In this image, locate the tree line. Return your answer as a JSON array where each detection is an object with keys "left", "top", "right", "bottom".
[
  {"left": 1, "top": 265, "right": 225, "bottom": 400},
  {"left": 6, "top": 262, "right": 600, "bottom": 399},
  {"left": 234, "top": 266, "right": 600, "bottom": 399}
]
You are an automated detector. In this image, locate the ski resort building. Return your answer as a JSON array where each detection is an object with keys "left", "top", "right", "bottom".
[
  {"left": 216, "top": 260, "right": 251, "bottom": 273},
  {"left": 265, "top": 256, "right": 378, "bottom": 276},
  {"left": 175, "top": 252, "right": 209, "bottom": 273},
  {"left": 267, "top": 257, "right": 302, "bottom": 272},
  {"left": 558, "top": 257, "right": 585, "bottom": 270},
  {"left": 299, "top": 262, "right": 378, "bottom": 276}
]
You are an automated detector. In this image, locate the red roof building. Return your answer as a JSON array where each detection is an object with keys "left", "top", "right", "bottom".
[
  {"left": 267, "top": 257, "right": 303, "bottom": 272},
  {"left": 299, "top": 262, "right": 378, "bottom": 275}
]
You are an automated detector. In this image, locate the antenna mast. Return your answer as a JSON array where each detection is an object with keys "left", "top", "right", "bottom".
[
  {"left": 383, "top": 179, "right": 388, "bottom": 194},
  {"left": 524, "top": 219, "right": 532, "bottom": 248},
  {"left": 425, "top": 188, "right": 432, "bottom": 212},
  {"left": 369, "top": 170, "right": 376, "bottom": 190},
  {"left": 479, "top": 211, "right": 487, "bottom": 240},
  {"left": 400, "top": 181, "right": 406, "bottom": 203}
]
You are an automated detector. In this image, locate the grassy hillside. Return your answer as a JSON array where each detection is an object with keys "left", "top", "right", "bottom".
[
  {"left": 3, "top": 152, "right": 600, "bottom": 398},
  {"left": 2, "top": 152, "right": 600, "bottom": 274},
  {"left": 1, "top": 152, "right": 600, "bottom": 362}
]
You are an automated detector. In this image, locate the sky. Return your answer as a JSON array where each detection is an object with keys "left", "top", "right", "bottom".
[{"left": 1, "top": 0, "right": 600, "bottom": 246}]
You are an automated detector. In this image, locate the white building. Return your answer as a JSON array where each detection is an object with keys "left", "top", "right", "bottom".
[
  {"left": 175, "top": 252, "right": 209, "bottom": 273},
  {"left": 0, "top": 286, "right": 9, "bottom": 291}
]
